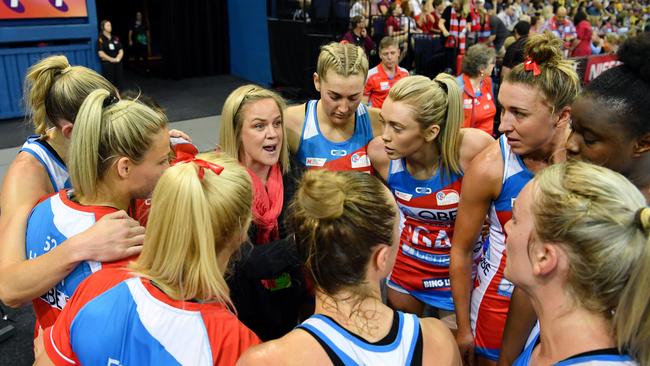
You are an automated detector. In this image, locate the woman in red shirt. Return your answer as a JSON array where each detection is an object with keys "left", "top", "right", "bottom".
[
  {"left": 571, "top": 10, "right": 593, "bottom": 57},
  {"left": 457, "top": 44, "right": 497, "bottom": 136}
]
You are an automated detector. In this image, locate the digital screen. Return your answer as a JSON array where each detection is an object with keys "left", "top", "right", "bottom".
[{"left": 0, "top": 0, "right": 88, "bottom": 19}]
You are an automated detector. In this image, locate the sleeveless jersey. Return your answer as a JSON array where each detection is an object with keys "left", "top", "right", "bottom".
[
  {"left": 471, "top": 134, "right": 534, "bottom": 360},
  {"left": 26, "top": 190, "right": 130, "bottom": 330},
  {"left": 44, "top": 268, "right": 260, "bottom": 366},
  {"left": 296, "top": 100, "right": 374, "bottom": 173},
  {"left": 385, "top": 159, "right": 464, "bottom": 311},
  {"left": 19, "top": 135, "right": 71, "bottom": 191},
  {"left": 297, "top": 311, "right": 422, "bottom": 366},
  {"left": 514, "top": 333, "right": 638, "bottom": 366}
]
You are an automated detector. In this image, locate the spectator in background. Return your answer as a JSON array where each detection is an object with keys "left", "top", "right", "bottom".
[
  {"left": 502, "top": 20, "right": 531, "bottom": 78},
  {"left": 530, "top": 14, "right": 545, "bottom": 33},
  {"left": 98, "top": 19, "right": 124, "bottom": 89},
  {"left": 540, "top": 6, "right": 576, "bottom": 48},
  {"left": 457, "top": 44, "right": 497, "bottom": 135},
  {"left": 477, "top": 6, "right": 510, "bottom": 56},
  {"left": 342, "top": 16, "right": 376, "bottom": 59},
  {"left": 439, "top": 0, "right": 474, "bottom": 73},
  {"left": 401, "top": 0, "right": 423, "bottom": 34},
  {"left": 128, "top": 11, "right": 150, "bottom": 74},
  {"left": 386, "top": 2, "right": 409, "bottom": 61},
  {"left": 377, "top": 0, "right": 391, "bottom": 16},
  {"left": 572, "top": 9, "right": 593, "bottom": 56},
  {"left": 498, "top": 3, "right": 518, "bottom": 30},
  {"left": 350, "top": 0, "right": 370, "bottom": 18},
  {"left": 417, "top": 0, "right": 441, "bottom": 34},
  {"left": 408, "top": 0, "right": 423, "bottom": 17},
  {"left": 363, "top": 37, "right": 409, "bottom": 108}
]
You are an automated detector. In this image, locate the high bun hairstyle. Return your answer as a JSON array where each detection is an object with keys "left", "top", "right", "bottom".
[
  {"left": 388, "top": 74, "right": 464, "bottom": 177},
  {"left": 290, "top": 170, "right": 396, "bottom": 297},
  {"left": 583, "top": 32, "right": 650, "bottom": 141},
  {"left": 532, "top": 161, "right": 650, "bottom": 365},
  {"left": 24, "top": 55, "right": 116, "bottom": 135},
  {"left": 316, "top": 42, "right": 369, "bottom": 82},
  {"left": 506, "top": 32, "right": 580, "bottom": 113}
]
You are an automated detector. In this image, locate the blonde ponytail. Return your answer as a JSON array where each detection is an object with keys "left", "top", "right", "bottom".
[
  {"left": 69, "top": 89, "right": 167, "bottom": 200},
  {"left": 434, "top": 73, "right": 463, "bottom": 176},
  {"left": 24, "top": 55, "right": 115, "bottom": 135}
]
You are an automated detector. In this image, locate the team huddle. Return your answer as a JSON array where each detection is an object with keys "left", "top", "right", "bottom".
[{"left": 0, "top": 31, "right": 648, "bottom": 366}]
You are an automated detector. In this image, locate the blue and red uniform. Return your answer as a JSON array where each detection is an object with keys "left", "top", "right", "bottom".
[
  {"left": 20, "top": 135, "right": 71, "bottom": 191},
  {"left": 296, "top": 100, "right": 374, "bottom": 173},
  {"left": 471, "top": 134, "right": 534, "bottom": 361},
  {"left": 44, "top": 268, "right": 260, "bottom": 366},
  {"left": 25, "top": 190, "right": 134, "bottom": 330},
  {"left": 385, "top": 159, "right": 467, "bottom": 311}
]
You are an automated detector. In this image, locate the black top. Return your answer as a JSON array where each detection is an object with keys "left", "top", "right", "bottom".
[
  {"left": 98, "top": 34, "right": 122, "bottom": 58},
  {"left": 131, "top": 21, "right": 148, "bottom": 46},
  {"left": 489, "top": 15, "right": 510, "bottom": 51},
  {"left": 503, "top": 35, "right": 528, "bottom": 69}
]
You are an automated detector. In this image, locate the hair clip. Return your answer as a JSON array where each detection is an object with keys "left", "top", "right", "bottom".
[
  {"left": 179, "top": 157, "right": 224, "bottom": 179},
  {"left": 524, "top": 57, "right": 541, "bottom": 76},
  {"left": 435, "top": 79, "right": 448, "bottom": 94},
  {"left": 634, "top": 207, "right": 649, "bottom": 233},
  {"left": 102, "top": 94, "right": 119, "bottom": 108}
]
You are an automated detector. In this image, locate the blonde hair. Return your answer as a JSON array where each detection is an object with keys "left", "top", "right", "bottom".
[
  {"left": 387, "top": 74, "right": 463, "bottom": 176},
  {"left": 219, "top": 85, "right": 290, "bottom": 173},
  {"left": 316, "top": 42, "right": 369, "bottom": 82},
  {"left": 24, "top": 55, "right": 116, "bottom": 135},
  {"left": 131, "top": 152, "right": 253, "bottom": 306},
  {"left": 506, "top": 33, "right": 580, "bottom": 113},
  {"left": 532, "top": 161, "right": 650, "bottom": 365},
  {"left": 290, "top": 169, "right": 396, "bottom": 297},
  {"left": 69, "top": 89, "right": 168, "bottom": 200}
]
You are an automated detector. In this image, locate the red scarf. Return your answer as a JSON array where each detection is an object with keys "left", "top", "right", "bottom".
[
  {"left": 478, "top": 14, "right": 492, "bottom": 43},
  {"left": 247, "top": 164, "right": 283, "bottom": 244}
]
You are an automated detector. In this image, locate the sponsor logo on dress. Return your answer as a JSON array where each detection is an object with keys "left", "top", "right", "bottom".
[
  {"left": 394, "top": 190, "right": 413, "bottom": 201},
  {"left": 305, "top": 157, "right": 327, "bottom": 167},
  {"left": 415, "top": 187, "right": 432, "bottom": 194},
  {"left": 330, "top": 149, "right": 347, "bottom": 156},
  {"left": 436, "top": 189, "right": 460, "bottom": 206},
  {"left": 422, "top": 278, "right": 451, "bottom": 289},
  {"left": 351, "top": 151, "right": 371, "bottom": 169},
  {"left": 380, "top": 81, "right": 390, "bottom": 91}
]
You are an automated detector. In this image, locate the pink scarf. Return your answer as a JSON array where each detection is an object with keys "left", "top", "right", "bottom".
[{"left": 247, "top": 164, "right": 283, "bottom": 244}]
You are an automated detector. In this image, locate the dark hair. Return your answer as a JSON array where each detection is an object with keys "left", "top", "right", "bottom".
[
  {"left": 350, "top": 15, "right": 365, "bottom": 28},
  {"left": 514, "top": 20, "right": 531, "bottom": 36},
  {"left": 290, "top": 170, "right": 396, "bottom": 296},
  {"left": 100, "top": 19, "right": 110, "bottom": 32},
  {"left": 574, "top": 9, "right": 588, "bottom": 25},
  {"left": 584, "top": 32, "right": 650, "bottom": 139}
]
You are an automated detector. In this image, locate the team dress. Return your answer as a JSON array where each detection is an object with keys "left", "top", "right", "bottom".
[
  {"left": 19, "top": 135, "right": 71, "bottom": 191},
  {"left": 385, "top": 159, "right": 467, "bottom": 311},
  {"left": 514, "top": 333, "right": 638, "bottom": 366},
  {"left": 297, "top": 311, "right": 422, "bottom": 366},
  {"left": 26, "top": 190, "right": 132, "bottom": 330},
  {"left": 364, "top": 64, "right": 409, "bottom": 108},
  {"left": 471, "top": 134, "right": 534, "bottom": 360},
  {"left": 457, "top": 74, "right": 496, "bottom": 136},
  {"left": 44, "top": 268, "right": 260, "bottom": 366},
  {"left": 295, "top": 100, "right": 374, "bottom": 173}
]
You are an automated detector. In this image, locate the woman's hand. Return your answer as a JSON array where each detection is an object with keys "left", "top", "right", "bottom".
[{"left": 76, "top": 210, "right": 145, "bottom": 262}]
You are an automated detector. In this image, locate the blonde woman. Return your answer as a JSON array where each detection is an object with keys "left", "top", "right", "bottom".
[
  {"left": 219, "top": 85, "right": 307, "bottom": 340},
  {"left": 449, "top": 33, "right": 580, "bottom": 365},
  {"left": 26, "top": 89, "right": 170, "bottom": 331},
  {"left": 507, "top": 162, "right": 649, "bottom": 366},
  {"left": 367, "top": 74, "right": 492, "bottom": 325},
  {"left": 35, "top": 153, "right": 259, "bottom": 366},
  {"left": 284, "top": 42, "right": 381, "bottom": 173},
  {"left": 0, "top": 56, "right": 144, "bottom": 309},
  {"left": 239, "top": 169, "right": 461, "bottom": 366}
]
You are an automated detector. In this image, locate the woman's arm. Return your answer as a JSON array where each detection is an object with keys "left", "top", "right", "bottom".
[
  {"left": 450, "top": 141, "right": 502, "bottom": 365},
  {"left": 0, "top": 154, "right": 144, "bottom": 307}
]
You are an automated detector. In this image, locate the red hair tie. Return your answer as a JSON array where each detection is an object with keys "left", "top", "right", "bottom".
[
  {"left": 178, "top": 157, "right": 224, "bottom": 179},
  {"left": 524, "top": 57, "right": 541, "bottom": 76}
]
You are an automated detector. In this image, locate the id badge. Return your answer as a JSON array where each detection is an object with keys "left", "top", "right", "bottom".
[{"left": 108, "top": 43, "right": 115, "bottom": 50}]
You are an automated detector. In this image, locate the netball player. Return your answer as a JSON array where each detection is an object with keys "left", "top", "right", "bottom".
[
  {"left": 35, "top": 153, "right": 259, "bottom": 366},
  {"left": 367, "top": 74, "right": 492, "bottom": 324},
  {"left": 449, "top": 33, "right": 580, "bottom": 365},
  {"left": 239, "top": 169, "right": 461, "bottom": 366},
  {"left": 284, "top": 42, "right": 381, "bottom": 173},
  {"left": 26, "top": 89, "right": 170, "bottom": 330},
  {"left": 508, "top": 162, "right": 649, "bottom": 366}
]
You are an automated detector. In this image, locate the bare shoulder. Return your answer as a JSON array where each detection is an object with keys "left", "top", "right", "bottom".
[
  {"left": 463, "top": 137, "right": 503, "bottom": 185},
  {"left": 1, "top": 151, "right": 52, "bottom": 212},
  {"left": 458, "top": 128, "right": 495, "bottom": 171},
  {"left": 367, "top": 106, "right": 383, "bottom": 137},
  {"left": 237, "top": 329, "right": 329, "bottom": 366},
  {"left": 284, "top": 104, "right": 307, "bottom": 154},
  {"left": 419, "top": 318, "right": 462, "bottom": 366},
  {"left": 367, "top": 136, "right": 390, "bottom": 181}
]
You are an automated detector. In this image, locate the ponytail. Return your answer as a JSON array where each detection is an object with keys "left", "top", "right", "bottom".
[
  {"left": 69, "top": 89, "right": 167, "bottom": 200},
  {"left": 616, "top": 207, "right": 650, "bottom": 366},
  {"left": 24, "top": 55, "right": 115, "bottom": 135},
  {"left": 434, "top": 73, "right": 462, "bottom": 177}
]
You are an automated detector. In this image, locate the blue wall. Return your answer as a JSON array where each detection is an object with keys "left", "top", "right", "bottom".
[{"left": 227, "top": 0, "right": 272, "bottom": 86}]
